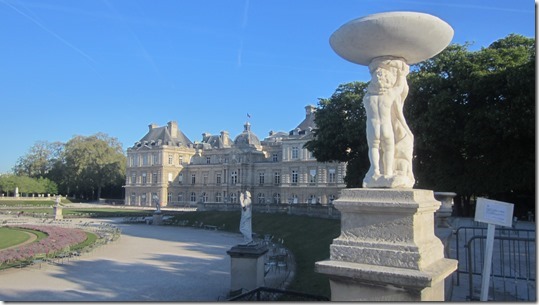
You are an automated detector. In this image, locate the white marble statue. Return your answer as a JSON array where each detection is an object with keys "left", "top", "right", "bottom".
[
  {"left": 239, "top": 191, "right": 253, "bottom": 245},
  {"left": 362, "top": 56, "right": 415, "bottom": 188},
  {"left": 329, "top": 11, "right": 454, "bottom": 189}
]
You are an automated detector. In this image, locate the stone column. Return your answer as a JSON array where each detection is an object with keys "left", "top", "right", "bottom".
[
  {"left": 227, "top": 244, "right": 268, "bottom": 293},
  {"left": 315, "top": 188, "right": 457, "bottom": 301},
  {"left": 53, "top": 206, "right": 63, "bottom": 220}
]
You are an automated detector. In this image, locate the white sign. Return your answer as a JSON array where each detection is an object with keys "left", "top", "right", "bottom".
[
  {"left": 474, "top": 198, "right": 514, "bottom": 227},
  {"left": 474, "top": 197, "right": 515, "bottom": 301}
]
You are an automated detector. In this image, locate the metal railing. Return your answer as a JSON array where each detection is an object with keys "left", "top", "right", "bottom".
[
  {"left": 196, "top": 202, "right": 340, "bottom": 219},
  {"left": 453, "top": 226, "right": 536, "bottom": 301},
  {"left": 465, "top": 236, "right": 536, "bottom": 301},
  {"left": 453, "top": 226, "right": 535, "bottom": 285},
  {"left": 227, "top": 287, "right": 329, "bottom": 301}
]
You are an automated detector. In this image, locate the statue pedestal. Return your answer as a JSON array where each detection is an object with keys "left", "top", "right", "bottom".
[
  {"left": 53, "top": 206, "right": 63, "bottom": 220},
  {"left": 227, "top": 244, "right": 268, "bottom": 293},
  {"left": 315, "top": 188, "right": 457, "bottom": 301},
  {"left": 152, "top": 212, "right": 163, "bottom": 225}
]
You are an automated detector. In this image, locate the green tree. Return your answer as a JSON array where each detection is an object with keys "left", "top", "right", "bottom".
[
  {"left": 304, "top": 82, "right": 369, "bottom": 187},
  {"left": 13, "top": 141, "right": 63, "bottom": 178},
  {"left": 62, "top": 133, "right": 126, "bottom": 200},
  {"left": 0, "top": 174, "right": 57, "bottom": 196},
  {"left": 305, "top": 34, "right": 535, "bottom": 216},
  {"left": 406, "top": 34, "right": 535, "bottom": 216}
]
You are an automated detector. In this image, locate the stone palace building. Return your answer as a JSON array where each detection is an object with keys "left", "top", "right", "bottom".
[{"left": 124, "top": 105, "right": 347, "bottom": 207}]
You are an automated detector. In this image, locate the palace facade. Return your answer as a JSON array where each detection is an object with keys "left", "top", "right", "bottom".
[{"left": 124, "top": 105, "right": 347, "bottom": 207}]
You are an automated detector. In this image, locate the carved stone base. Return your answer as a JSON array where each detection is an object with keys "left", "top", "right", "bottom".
[
  {"left": 53, "top": 206, "right": 63, "bottom": 220},
  {"left": 227, "top": 244, "right": 268, "bottom": 293},
  {"left": 315, "top": 188, "right": 457, "bottom": 301}
]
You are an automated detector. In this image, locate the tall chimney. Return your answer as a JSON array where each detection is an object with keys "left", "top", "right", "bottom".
[
  {"left": 149, "top": 123, "right": 158, "bottom": 131},
  {"left": 305, "top": 105, "right": 316, "bottom": 117},
  {"left": 220, "top": 130, "right": 230, "bottom": 147},
  {"left": 167, "top": 121, "right": 178, "bottom": 138}
]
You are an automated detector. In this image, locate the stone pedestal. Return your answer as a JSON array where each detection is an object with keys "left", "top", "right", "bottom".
[
  {"left": 434, "top": 192, "right": 456, "bottom": 228},
  {"left": 227, "top": 244, "right": 268, "bottom": 293},
  {"left": 315, "top": 188, "right": 457, "bottom": 301},
  {"left": 152, "top": 212, "right": 163, "bottom": 225},
  {"left": 53, "top": 206, "right": 63, "bottom": 220}
]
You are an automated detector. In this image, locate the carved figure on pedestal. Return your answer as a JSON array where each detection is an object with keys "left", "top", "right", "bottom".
[
  {"left": 239, "top": 191, "right": 254, "bottom": 245},
  {"left": 362, "top": 56, "right": 415, "bottom": 188}
]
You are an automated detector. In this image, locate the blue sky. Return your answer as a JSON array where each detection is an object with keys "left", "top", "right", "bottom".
[{"left": 0, "top": 0, "right": 535, "bottom": 173}]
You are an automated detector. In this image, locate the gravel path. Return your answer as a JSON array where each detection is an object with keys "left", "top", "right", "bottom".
[{"left": 0, "top": 219, "right": 246, "bottom": 301}]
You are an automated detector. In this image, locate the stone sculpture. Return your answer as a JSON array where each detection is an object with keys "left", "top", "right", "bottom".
[
  {"left": 362, "top": 56, "right": 414, "bottom": 188},
  {"left": 239, "top": 191, "right": 253, "bottom": 245},
  {"left": 329, "top": 11, "right": 454, "bottom": 188}
]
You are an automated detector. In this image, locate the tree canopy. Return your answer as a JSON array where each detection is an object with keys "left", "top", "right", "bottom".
[
  {"left": 303, "top": 82, "right": 369, "bottom": 187},
  {"left": 0, "top": 174, "right": 58, "bottom": 196},
  {"left": 12, "top": 133, "right": 126, "bottom": 200},
  {"left": 305, "top": 34, "right": 535, "bottom": 216}
]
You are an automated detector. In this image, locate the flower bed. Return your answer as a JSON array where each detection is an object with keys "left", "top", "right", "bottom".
[{"left": 0, "top": 225, "right": 87, "bottom": 264}]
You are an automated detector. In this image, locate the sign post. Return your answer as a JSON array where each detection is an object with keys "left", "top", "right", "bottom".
[{"left": 474, "top": 198, "right": 514, "bottom": 301}]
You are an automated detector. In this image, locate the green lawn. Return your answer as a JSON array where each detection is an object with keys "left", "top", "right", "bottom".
[
  {"left": 169, "top": 211, "right": 341, "bottom": 298},
  {"left": 0, "top": 200, "right": 56, "bottom": 207},
  {"left": 0, "top": 227, "right": 32, "bottom": 249}
]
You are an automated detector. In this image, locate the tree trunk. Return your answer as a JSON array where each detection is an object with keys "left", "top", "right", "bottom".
[{"left": 97, "top": 186, "right": 102, "bottom": 201}]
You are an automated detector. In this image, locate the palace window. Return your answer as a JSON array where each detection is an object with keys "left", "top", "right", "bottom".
[
  {"left": 203, "top": 173, "right": 208, "bottom": 185},
  {"left": 258, "top": 193, "right": 265, "bottom": 204},
  {"left": 152, "top": 172, "right": 158, "bottom": 184},
  {"left": 329, "top": 194, "right": 336, "bottom": 204},
  {"left": 274, "top": 171, "right": 281, "bottom": 185},
  {"left": 130, "top": 192, "right": 136, "bottom": 205},
  {"left": 272, "top": 153, "right": 278, "bottom": 162},
  {"left": 259, "top": 172, "right": 265, "bottom": 185},
  {"left": 309, "top": 169, "right": 317, "bottom": 185},
  {"left": 191, "top": 174, "right": 196, "bottom": 185},
  {"left": 291, "top": 170, "right": 298, "bottom": 185},
  {"left": 131, "top": 172, "right": 136, "bottom": 184},
  {"left": 273, "top": 193, "right": 281, "bottom": 204},
  {"left": 190, "top": 192, "right": 196, "bottom": 202},
  {"left": 168, "top": 154, "right": 173, "bottom": 165},
  {"left": 206, "top": 157, "right": 211, "bottom": 164},
  {"left": 142, "top": 154, "right": 148, "bottom": 166},
  {"left": 177, "top": 193, "right": 183, "bottom": 203},
  {"left": 141, "top": 193, "right": 147, "bottom": 204},
  {"left": 167, "top": 192, "right": 172, "bottom": 203},
  {"left": 231, "top": 171, "right": 238, "bottom": 185},
  {"left": 178, "top": 173, "right": 183, "bottom": 184},
  {"left": 328, "top": 168, "right": 336, "bottom": 183},
  {"left": 292, "top": 147, "right": 299, "bottom": 159},
  {"left": 152, "top": 153, "right": 159, "bottom": 165},
  {"left": 216, "top": 173, "right": 222, "bottom": 185},
  {"left": 142, "top": 172, "right": 147, "bottom": 184},
  {"left": 215, "top": 192, "right": 222, "bottom": 203},
  {"left": 230, "top": 193, "right": 238, "bottom": 203}
]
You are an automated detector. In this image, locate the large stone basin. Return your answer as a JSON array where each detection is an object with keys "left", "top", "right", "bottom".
[{"left": 330, "top": 11, "right": 454, "bottom": 65}]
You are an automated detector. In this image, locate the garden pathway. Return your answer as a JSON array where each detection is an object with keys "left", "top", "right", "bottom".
[{"left": 0, "top": 218, "right": 291, "bottom": 301}]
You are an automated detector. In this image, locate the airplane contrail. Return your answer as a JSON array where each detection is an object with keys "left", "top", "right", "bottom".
[{"left": 1, "top": 0, "right": 98, "bottom": 65}]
